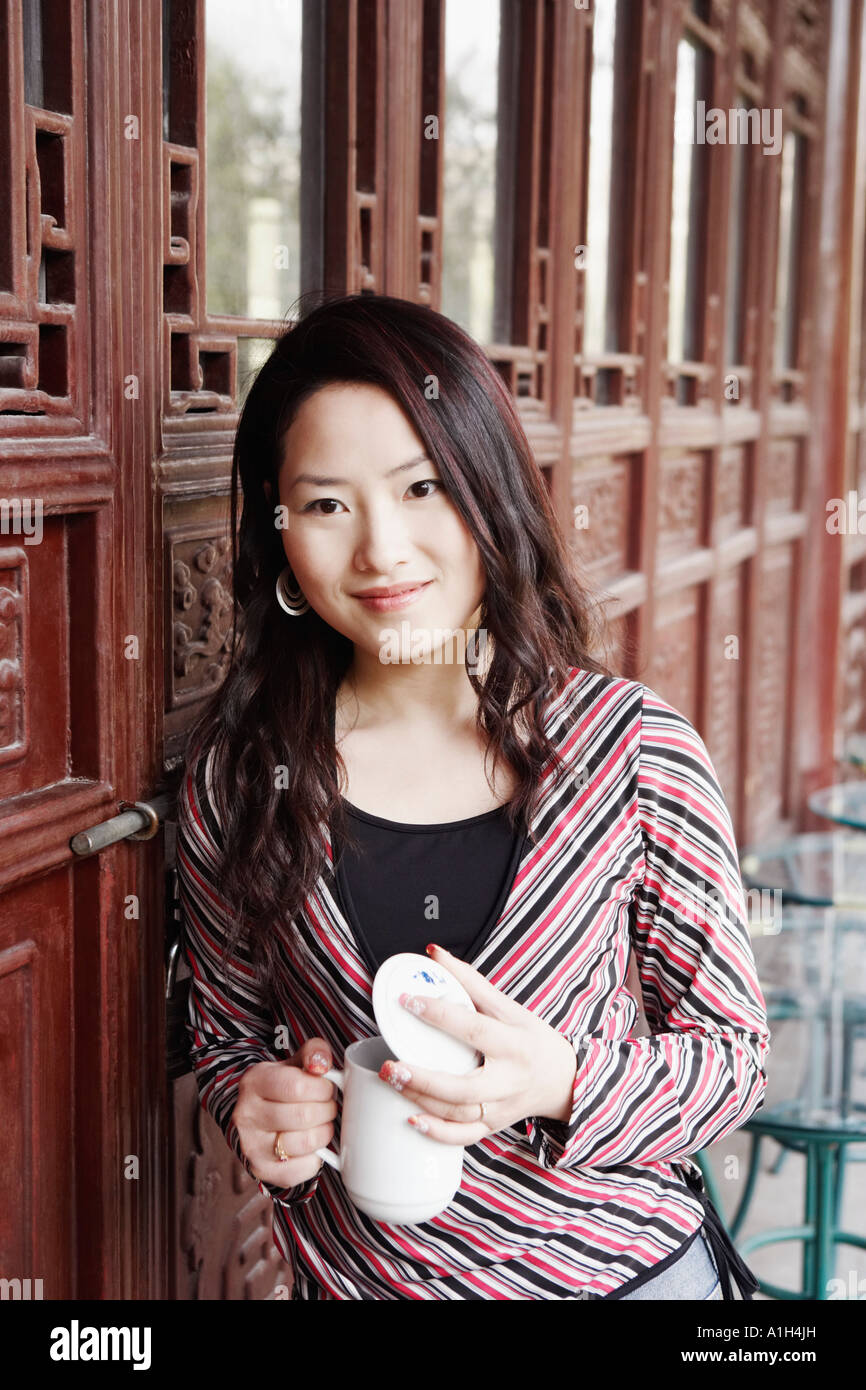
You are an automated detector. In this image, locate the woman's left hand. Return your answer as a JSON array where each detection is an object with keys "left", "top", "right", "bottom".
[{"left": 377, "top": 944, "right": 578, "bottom": 1145}]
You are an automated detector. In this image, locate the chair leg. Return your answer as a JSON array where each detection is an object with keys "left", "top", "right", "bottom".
[
  {"left": 729, "top": 1131, "right": 763, "bottom": 1239},
  {"left": 833, "top": 1142, "right": 848, "bottom": 1228},
  {"left": 814, "top": 1143, "right": 839, "bottom": 1298},
  {"left": 803, "top": 1141, "right": 817, "bottom": 1295}
]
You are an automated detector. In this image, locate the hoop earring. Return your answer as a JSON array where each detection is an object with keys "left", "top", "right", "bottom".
[{"left": 275, "top": 565, "right": 311, "bottom": 616}]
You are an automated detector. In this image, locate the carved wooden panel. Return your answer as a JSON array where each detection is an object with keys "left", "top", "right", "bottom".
[
  {"left": 657, "top": 451, "right": 707, "bottom": 560},
  {"left": 0, "top": 547, "right": 29, "bottom": 765},
  {"left": 715, "top": 444, "right": 748, "bottom": 540},
  {"left": 649, "top": 585, "right": 702, "bottom": 725},
  {"left": 173, "top": 1072, "right": 293, "bottom": 1301},
  {"left": 570, "top": 457, "right": 634, "bottom": 585},
  {"left": 164, "top": 518, "right": 236, "bottom": 758},
  {"left": 764, "top": 437, "right": 802, "bottom": 513},
  {"left": 170, "top": 528, "right": 234, "bottom": 707},
  {"left": 0, "top": 517, "right": 80, "bottom": 802}
]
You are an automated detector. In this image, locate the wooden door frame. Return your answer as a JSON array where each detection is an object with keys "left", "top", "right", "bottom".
[{"left": 84, "top": 0, "right": 167, "bottom": 1300}]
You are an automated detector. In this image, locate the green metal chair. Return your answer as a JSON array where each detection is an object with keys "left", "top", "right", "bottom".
[
  {"left": 720, "top": 1104, "right": 866, "bottom": 1300},
  {"left": 694, "top": 1104, "right": 866, "bottom": 1300},
  {"left": 693, "top": 890, "right": 866, "bottom": 1299}
]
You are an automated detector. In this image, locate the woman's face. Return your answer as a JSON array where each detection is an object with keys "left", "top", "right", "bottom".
[{"left": 271, "top": 381, "right": 486, "bottom": 661}]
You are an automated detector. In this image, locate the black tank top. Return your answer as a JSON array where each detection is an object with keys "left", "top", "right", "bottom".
[{"left": 331, "top": 797, "right": 526, "bottom": 977}]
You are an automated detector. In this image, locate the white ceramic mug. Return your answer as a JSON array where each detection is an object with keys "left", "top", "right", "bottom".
[{"left": 314, "top": 1036, "right": 464, "bottom": 1224}]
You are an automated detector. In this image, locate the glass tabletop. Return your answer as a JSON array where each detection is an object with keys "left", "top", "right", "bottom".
[
  {"left": 748, "top": 907, "right": 866, "bottom": 1132},
  {"left": 740, "top": 830, "right": 866, "bottom": 908},
  {"left": 744, "top": 1098, "right": 866, "bottom": 1139},
  {"left": 808, "top": 781, "right": 866, "bottom": 830}
]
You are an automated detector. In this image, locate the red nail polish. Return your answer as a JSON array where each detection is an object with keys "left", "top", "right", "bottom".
[{"left": 426, "top": 942, "right": 439, "bottom": 955}]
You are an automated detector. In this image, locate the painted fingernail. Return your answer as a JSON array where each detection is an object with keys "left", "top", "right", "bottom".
[
  {"left": 426, "top": 943, "right": 439, "bottom": 954},
  {"left": 408, "top": 1116, "right": 429, "bottom": 1133},
  {"left": 381, "top": 1062, "right": 412, "bottom": 1091},
  {"left": 309, "top": 1052, "right": 329, "bottom": 1071},
  {"left": 399, "top": 992, "right": 425, "bottom": 1015}
]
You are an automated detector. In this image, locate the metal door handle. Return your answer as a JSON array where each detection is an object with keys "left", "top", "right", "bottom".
[
  {"left": 166, "top": 935, "right": 182, "bottom": 999},
  {"left": 69, "top": 793, "right": 174, "bottom": 856}
]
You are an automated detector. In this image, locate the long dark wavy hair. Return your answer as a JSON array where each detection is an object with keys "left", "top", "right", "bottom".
[{"left": 179, "top": 292, "right": 616, "bottom": 1010}]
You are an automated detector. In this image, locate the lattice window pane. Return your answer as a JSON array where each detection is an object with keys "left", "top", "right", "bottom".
[
  {"left": 582, "top": 0, "right": 618, "bottom": 360},
  {"left": 774, "top": 121, "right": 807, "bottom": 377},
  {"left": 441, "top": 0, "right": 501, "bottom": 345},
  {"left": 204, "top": 0, "right": 303, "bottom": 319},
  {"left": 1, "top": 0, "right": 84, "bottom": 427},
  {"left": 724, "top": 92, "right": 751, "bottom": 368},
  {"left": 668, "top": 33, "right": 712, "bottom": 403}
]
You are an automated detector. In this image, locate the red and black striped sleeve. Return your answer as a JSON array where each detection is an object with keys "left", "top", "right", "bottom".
[
  {"left": 526, "top": 684, "right": 770, "bottom": 1170},
  {"left": 175, "top": 744, "right": 321, "bottom": 1208}
]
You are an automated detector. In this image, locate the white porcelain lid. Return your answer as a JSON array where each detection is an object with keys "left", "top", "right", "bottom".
[{"left": 372, "top": 952, "right": 483, "bottom": 1073}]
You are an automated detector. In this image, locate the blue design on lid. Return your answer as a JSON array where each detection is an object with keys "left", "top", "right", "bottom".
[{"left": 412, "top": 967, "right": 445, "bottom": 987}]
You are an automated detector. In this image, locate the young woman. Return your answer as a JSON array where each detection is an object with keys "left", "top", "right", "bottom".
[{"left": 176, "top": 292, "right": 770, "bottom": 1300}]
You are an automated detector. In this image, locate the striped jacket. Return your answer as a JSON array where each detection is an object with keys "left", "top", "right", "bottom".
[{"left": 176, "top": 667, "right": 771, "bottom": 1299}]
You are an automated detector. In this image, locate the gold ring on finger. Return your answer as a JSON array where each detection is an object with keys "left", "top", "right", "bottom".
[{"left": 274, "top": 1131, "right": 290, "bottom": 1162}]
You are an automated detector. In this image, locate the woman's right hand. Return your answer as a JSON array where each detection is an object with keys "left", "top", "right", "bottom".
[{"left": 233, "top": 1038, "right": 338, "bottom": 1188}]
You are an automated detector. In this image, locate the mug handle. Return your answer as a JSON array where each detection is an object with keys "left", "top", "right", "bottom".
[{"left": 314, "top": 1068, "right": 344, "bottom": 1171}]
